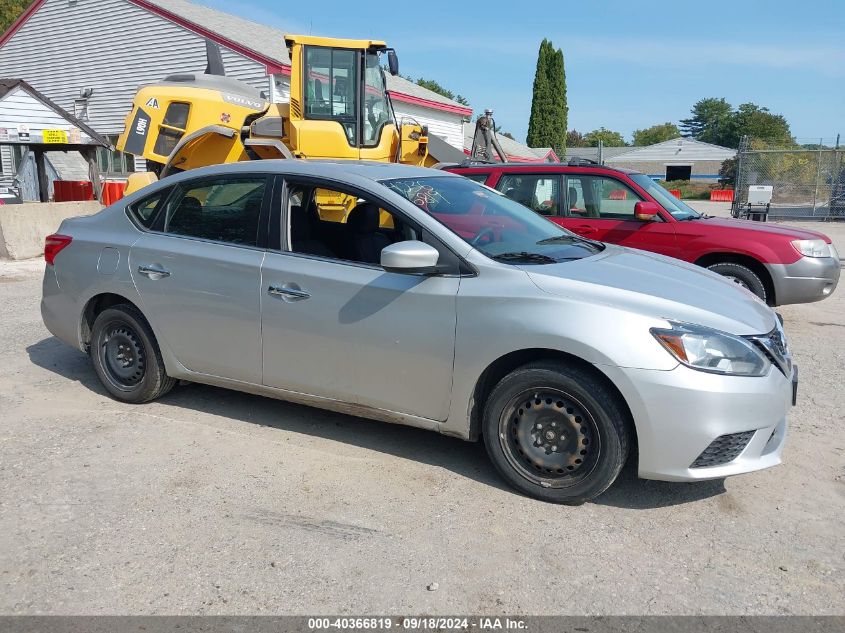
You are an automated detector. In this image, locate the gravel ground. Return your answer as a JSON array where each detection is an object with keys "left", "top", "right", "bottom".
[{"left": 1, "top": 222, "right": 843, "bottom": 615}]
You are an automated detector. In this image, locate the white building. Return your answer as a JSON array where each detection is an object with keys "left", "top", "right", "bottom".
[
  {"left": 567, "top": 138, "right": 736, "bottom": 182},
  {"left": 0, "top": 0, "right": 472, "bottom": 177}
]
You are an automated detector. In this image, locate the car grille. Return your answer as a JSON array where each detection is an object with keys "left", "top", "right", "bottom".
[
  {"left": 690, "top": 431, "right": 756, "bottom": 468},
  {"left": 747, "top": 324, "right": 792, "bottom": 377}
]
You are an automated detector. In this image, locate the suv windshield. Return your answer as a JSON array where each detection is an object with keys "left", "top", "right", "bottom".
[
  {"left": 383, "top": 176, "right": 603, "bottom": 264},
  {"left": 630, "top": 173, "right": 701, "bottom": 220}
]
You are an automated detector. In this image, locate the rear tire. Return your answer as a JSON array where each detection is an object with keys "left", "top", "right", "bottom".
[
  {"left": 482, "top": 361, "right": 630, "bottom": 504},
  {"left": 706, "top": 262, "right": 767, "bottom": 302},
  {"left": 90, "top": 304, "right": 176, "bottom": 403}
]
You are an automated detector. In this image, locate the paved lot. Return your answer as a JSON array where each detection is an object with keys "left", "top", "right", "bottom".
[{"left": 1, "top": 221, "right": 844, "bottom": 615}]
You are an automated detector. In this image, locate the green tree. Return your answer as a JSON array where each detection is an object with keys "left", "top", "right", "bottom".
[
  {"left": 718, "top": 157, "right": 737, "bottom": 187},
  {"left": 632, "top": 122, "right": 680, "bottom": 146},
  {"left": 680, "top": 97, "right": 734, "bottom": 145},
  {"left": 412, "top": 77, "right": 469, "bottom": 106},
  {"left": 527, "top": 39, "right": 568, "bottom": 155},
  {"left": 1, "top": 0, "right": 33, "bottom": 33},
  {"left": 584, "top": 127, "right": 627, "bottom": 147},
  {"left": 566, "top": 130, "right": 587, "bottom": 147},
  {"left": 729, "top": 103, "right": 793, "bottom": 148}
]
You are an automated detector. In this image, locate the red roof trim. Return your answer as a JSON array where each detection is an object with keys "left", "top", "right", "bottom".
[
  {"left": 127, "top": 0, "right": 291, "bottom": 74},
  {"left": 0, "top": 0, "right": 47, "bottom": 48},
  {"left": 389, "top": 91, "right": 472, "bottom": 117}
]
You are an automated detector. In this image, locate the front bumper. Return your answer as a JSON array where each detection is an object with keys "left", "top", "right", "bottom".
[
  {"left": 765, "top": 254, "right": 840, "bottom": 305},
  {"left": 597, "top": 362, "right": 792, "bottom": 482}
]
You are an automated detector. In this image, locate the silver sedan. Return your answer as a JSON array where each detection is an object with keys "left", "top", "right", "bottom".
[{"left": 41, "top": 161, "right": 796, "bottom": 503}]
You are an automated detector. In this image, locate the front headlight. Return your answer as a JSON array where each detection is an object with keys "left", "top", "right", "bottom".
[
  {"left": 651, "top": 322, "right": 770, "bottom": 376},
  {"left": 791, "top": 239, "right": 831, "bottom": 258}
]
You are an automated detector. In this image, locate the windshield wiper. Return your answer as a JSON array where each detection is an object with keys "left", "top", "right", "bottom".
[
  {"left": 491, "top": 252, "right": 558, "bottom": 264},
  {"left": 535, "top": 235, "right": 576, "bottom": 245}
]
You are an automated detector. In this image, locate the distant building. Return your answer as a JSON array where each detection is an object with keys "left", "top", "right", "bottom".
[
  {"left": 0, "top": 0, "right": 472, "bottom": 180},
  {"left": 566, "top": 138, "right": 736, "bottom": 182}
]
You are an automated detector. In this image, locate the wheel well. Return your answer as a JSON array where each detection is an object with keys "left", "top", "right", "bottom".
[
  {"left": 80, "top": 293, "right": 143, "bottom": 350},
  {"left": 468, "top": 348, "right": 637, "bottom": 448},
  {"left": 694, "top": 252, "right": 775, "bottom": 305}
]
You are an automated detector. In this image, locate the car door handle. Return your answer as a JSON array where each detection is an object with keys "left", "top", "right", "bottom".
[
  {"left": 137, "top": 264, "right": 171, "bottom": 279},
  {"left": 268, "top": 284, "right": 311, "bottom": 301}
]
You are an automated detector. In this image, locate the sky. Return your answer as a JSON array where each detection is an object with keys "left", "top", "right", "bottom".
[{"left": 198, "top": 0, "right": 845, "bottom": 145}]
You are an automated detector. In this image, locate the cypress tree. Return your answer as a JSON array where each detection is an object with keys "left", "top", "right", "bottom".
[{"left": 527, "top": 39, "right": 568, "bottom": 156}]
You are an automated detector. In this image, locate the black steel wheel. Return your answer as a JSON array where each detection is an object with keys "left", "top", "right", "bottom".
[
  {"left": 97, "top": 322, "right": 146, "bottom": 392},
  {"left": 90, "top": 304, "right": 176, "bottom": 403},
  {"left": 483, "top": 360, "right": 630, "bottom": 504},
  {"left": 499, "top": 388, "right": 600, "bottom": 488}
]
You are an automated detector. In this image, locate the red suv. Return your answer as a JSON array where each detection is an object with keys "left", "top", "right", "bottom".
[{"left": 446, "top": 162, "right": 840, "bottom": 305}]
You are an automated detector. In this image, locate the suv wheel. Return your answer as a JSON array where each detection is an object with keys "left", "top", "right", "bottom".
[
  {"left": 483, "top": 361, "right": 630, "bottom": 504},
  {"left": 707, "top": 262, "right": 767, "bottom": 302},
  {"left": 90, "top": 304, "right": 176, "bottom": 403}
]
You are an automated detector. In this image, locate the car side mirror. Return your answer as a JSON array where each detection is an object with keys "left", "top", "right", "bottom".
[
  {"left": 386, "top": 49, "right": 399, "bottom": 76},
  {"left": 634, "top": 201, "right": 661, "bottom": 221},
  {"left": 381, "top": 240, "right": 439, "bottom": 274}
]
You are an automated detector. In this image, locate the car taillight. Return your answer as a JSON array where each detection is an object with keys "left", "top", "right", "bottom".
[{"left": 44, "top": 234, "right": 72, "bottom": 265}]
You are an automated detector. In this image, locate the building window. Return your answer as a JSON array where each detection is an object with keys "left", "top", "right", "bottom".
[{"left": 97, "top": 136, "right": 135, "bottom": 175}]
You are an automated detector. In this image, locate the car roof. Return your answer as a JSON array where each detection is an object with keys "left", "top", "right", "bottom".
[
  {"left": 165, "top": 159, "right": 455, "bottom": 182},
  {"left": 444, "top": 161, "right": 640, "bottom": 176}
]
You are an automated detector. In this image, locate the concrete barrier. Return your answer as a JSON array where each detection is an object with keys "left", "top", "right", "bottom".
[{"left": 0, "top": 201, "right": 103, "bottom": 260}]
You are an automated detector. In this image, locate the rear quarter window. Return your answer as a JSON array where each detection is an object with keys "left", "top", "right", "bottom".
[{"left": 126, "top": 188, "right": 171, "bottom": 229}]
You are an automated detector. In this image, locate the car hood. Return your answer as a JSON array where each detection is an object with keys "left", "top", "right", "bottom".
[
  {"left": 695, "top": 216, "right": 832, "bottom": 241},
  {"left": 525, "top": 245, "right": 777, "bottom": 335}
]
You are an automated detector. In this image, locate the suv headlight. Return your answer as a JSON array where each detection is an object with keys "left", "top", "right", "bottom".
[
  {"left": 651, "top": 322, "right": 770, "bottom": 376},
  {"left": 791, "top": 239, "right": 831, "bottom": 258}
]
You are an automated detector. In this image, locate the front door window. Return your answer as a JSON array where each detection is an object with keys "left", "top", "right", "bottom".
[{"left": 565, "top": 175, "right": 643, "bottom": 219}]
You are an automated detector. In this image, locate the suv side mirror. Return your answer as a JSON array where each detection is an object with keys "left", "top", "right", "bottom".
[
  {"left": 634, "top": 201, "right": 661, "bottom": 221},
  {"left": 386, "top": 49, "right": 399, "bottom": 76},
  {"left": 381, "top": 240, "right": 439, "bottom": 274}
]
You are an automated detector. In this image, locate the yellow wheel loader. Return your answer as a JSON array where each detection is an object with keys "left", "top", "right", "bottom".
[{"left": 117, "top": 35, "right": 446, "bottom": 195}]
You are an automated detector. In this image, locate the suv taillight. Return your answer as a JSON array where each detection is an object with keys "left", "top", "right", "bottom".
[{"left": 44, "top": 234, "right": 72, "bottom": 265}]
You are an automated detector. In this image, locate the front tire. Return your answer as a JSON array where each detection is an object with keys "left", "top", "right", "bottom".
[
  {"left": 707, "top": 262, "right": 767, "bottom": 302},
  {"left": 90, "top": 304, "right": 176, "bottom": 403},
  {"left": 483, "top": 361, "right": 630, "bottom": 504}
]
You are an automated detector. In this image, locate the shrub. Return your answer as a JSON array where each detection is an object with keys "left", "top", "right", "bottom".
[{"left": 659, "top": 180, "right": 716, "bottom": 200}]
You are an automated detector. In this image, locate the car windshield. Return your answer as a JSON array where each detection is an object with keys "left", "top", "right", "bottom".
[
  {"left": 382, "top": 176, "right": 603, "bottom": 264},
  {"left": 630, "top": 173, "right": 702, "bottom": 220}
]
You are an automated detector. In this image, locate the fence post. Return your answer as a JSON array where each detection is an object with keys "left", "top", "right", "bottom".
[
  {"left": 732, "top": 136, "right": 747, "bottom": 216},
  {"left": 812, "top": 138, "right": 823, "bottom": 217}
]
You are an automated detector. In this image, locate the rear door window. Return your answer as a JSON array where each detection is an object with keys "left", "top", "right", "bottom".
[
  {"left": 161, "top": 176, "right": 267, "bottom": 246},
  {"left": 495, "top": 174, "right": 561, "bottom": 216},
  {"left": 463, "top": 173, "right": 491, "bottom": 184}
]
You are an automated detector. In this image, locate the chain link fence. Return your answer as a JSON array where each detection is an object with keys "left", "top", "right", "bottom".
[{"left": 732, "top": 138, "right": 845, "bottom": 220}]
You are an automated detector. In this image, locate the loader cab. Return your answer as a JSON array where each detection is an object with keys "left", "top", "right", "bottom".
[{"left": 286, "top": 35, "right": 398, "bottom": 161}]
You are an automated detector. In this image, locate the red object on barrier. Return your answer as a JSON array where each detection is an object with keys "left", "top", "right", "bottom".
[
  {"left": 53, "top": 181, "right": 94, "bottom": 202},
  {"left": 710, "top": 189, "right": 734, "bottom": 202},
  {"left": 669, "top": 189, "right": 682, "bottom": 199},
  {"left": 101, "top": 181, "right": 127, "bottom": 206},
  {"left": 609, "top": 189, "right": 627, "bottom": 200}
]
